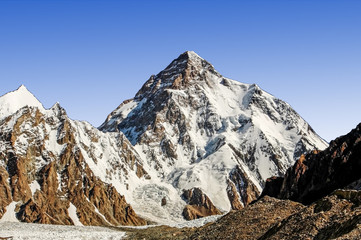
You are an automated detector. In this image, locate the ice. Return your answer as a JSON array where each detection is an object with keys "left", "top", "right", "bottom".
[{"left": 0, "top": 222, "right": 126, "bottom": 240}]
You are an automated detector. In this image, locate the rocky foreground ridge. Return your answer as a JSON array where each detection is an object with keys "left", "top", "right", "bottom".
[
  {"left": 124, "top": 190, "right": 361, "bottom": 240},
  {"left": 262, "top": 122, "right": 361, "bottom": 204}
]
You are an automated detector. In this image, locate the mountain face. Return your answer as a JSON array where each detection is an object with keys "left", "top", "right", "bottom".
[
  {"left": 100, "top": 51, "right": 328, "bottom": 220},
  {"left": 0, "top": 86, "right": 146, "bottom": 226},
  {"left": 262, "top": 122, "right": 361, "bottom": 204}
]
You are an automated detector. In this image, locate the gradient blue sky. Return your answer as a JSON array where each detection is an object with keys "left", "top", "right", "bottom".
[{"left": 1, "top": 0, "right": 360, "bottom": 142}]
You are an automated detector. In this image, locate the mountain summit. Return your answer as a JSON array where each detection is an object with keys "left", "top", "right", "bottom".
[
  {"left": 0, "top": 85, "right": 44, "bottom": 119},
  {"left": 134, "top": 51, "right": 217, "bottom": 100},
  {"left": 100, "top": 51, "right": 328, "bottom": 221}
]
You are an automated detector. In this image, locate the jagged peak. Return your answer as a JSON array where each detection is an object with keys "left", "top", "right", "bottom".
[
  {"left": 0, "top": 85, "right": 45, "bottom": 119},
  {"left": 50, "top": 101, "right": 61, "bottom": 109},
  {"left": 179, "top": 50, "right": 204, "bottom": 61},
  {"left": 165, "top": 51, "right": 212, "bottom": 72},
  {"left": 17, "top": 84, "right": 28, "bottom": 92},
  {"left": 134, "top": 51, "right": 220, "bottom": 99},
  {"left": 50, "top": 101, "right": 68, "bottom": 118}
]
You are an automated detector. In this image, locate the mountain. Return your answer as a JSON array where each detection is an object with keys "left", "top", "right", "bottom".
[
  {"left": 0, "top": 51, "right": 329, "bottom": 226},
  {"left": 0, "top": 86, "right": 146, "bottom": 226},
  {"left": 262, "top": 122, "right": 361, "bottom": 204},
  {"left": 100, "top": 51, "right": 328, "bottom": 220}
]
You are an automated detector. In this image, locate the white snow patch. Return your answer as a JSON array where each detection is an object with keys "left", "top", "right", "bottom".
[
  {"left": 0, "top": 85, "right": 45, "bottom": 120},
  {"left": 0, "top": 222, "right": 126, "bottom": 240},
  {"left": 0, "top": 202, "right": 19, "bottom": 223},
  {"left": 29, "top": 180, "right": 41, "bottom": 196},
  {"left": 68, "top": 203, "right": 83, "bottom": 226}
]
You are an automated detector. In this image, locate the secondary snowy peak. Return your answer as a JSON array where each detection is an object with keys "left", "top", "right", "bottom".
[
  {"left": 0, "top": 89, "right": 147, "bottom": 226},
  {"left": 0, "top": 85, "right": 45, "bottom": 120},
  {"left": 100, "top": 51, "right": 328, "bottom": 221}
]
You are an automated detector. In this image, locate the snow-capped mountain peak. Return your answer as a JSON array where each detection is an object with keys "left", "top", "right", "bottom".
[
  {"left": 100, "top": 52, "right": 328, "bottom": 222},
  {"left": 0, "top": 85, "right": 45, "bottom": 120},
  {"left": 133, "top": 51, "right": 219, "bottom": 100}
]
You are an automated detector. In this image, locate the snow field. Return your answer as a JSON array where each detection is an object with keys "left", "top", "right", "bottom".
[{"left": 0, "top": 222, "right": 126, "bottom": 240}]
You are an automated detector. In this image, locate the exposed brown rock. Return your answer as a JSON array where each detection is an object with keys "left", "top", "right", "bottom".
[
  {"left": 227, "top": 165, "right": 260, "bottom": 210},
  {"left": 259, "top": 190, "right": 361, "bottom": 239},
  {"left": 182, "top": 188, "right": 221, "bottom": 220},
  {"left": 226, "top": 180, "right": 243, "bottom": 210},
  {"left": 262, "top": 123, "right": 361, "bottom": 204},
  {"left": 0, "top": 167, "right": 12, "bottom": 219},
  {"left": 188, "top": 196, "right": 304, "bottom": 240},
  {"left": 0, "top": 106, "right": 146, "bottom": 226}
]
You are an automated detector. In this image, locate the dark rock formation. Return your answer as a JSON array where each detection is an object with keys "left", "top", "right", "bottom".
[
  {"left": 227, "top": 165, "right": 260, "bottom": 210},
  {"left": 259, "top": 190, "right": 361, "bottom": 239},
  {"left": 181, "top": 188, "right": 221, "bottom": 220},
  {"left": 188, "top": 196, "right": 304, "bottom": 240},
  {"left": 262, "top": 123, "right": 361, "bottom": 204}
]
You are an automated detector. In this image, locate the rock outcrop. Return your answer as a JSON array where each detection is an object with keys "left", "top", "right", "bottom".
[
  {"left": 188, "top": 190, "right": 361, "bottom": 240},
  {"left": 181, "top": 188, "right": 221, "bottom": 220},
  {"left": 259, "top": 190, "right": 361, "bottom": 239},
  {"left": 188, "top": 196, "right": 304, "bottom": 240},
  {"left": 262, "top": 123, "right": 361, "bottom": 204}
]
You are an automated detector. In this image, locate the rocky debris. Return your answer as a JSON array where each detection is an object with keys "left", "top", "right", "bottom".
[
  {"left": 262, "top": 123, "right": 361, "bottom": 204},
  {"left": 259, "top": 190, "right": 361, "bottom": 239},
  {"left": 181, "top": 188, "right": 221, "bottom": 220},
  {"left": 188, "top": 196, "right": 304, "bottom": 240},
  {"left": 120, "top": 225, "right": 195, "bottom": 240},
  {"left": 0, "top": 105, "right": 146, "bottom": 226}
]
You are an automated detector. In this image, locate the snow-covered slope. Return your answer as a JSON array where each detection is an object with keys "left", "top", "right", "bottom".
[
  {"left": 100, "top": 51, "right": 328, "bottom": 219},
  {"left": 0, "top": 85, "right": 44, "bottom": 120},
  {"left": 0, "top": 222, "right": 126, "bottom": 240}
]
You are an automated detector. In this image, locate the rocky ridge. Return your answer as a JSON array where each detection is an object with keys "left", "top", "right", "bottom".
[
  {"left": 262, "top": 122, "right": 361, "bottom": 204},
  {"left": 0, "top": 87, "right": 146, "bottom": 226},
  {"left": 258, "top": 190, "right": 361, "bottom": 239}
]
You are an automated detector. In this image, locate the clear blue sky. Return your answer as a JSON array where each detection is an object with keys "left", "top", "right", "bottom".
[{"left": 1, "top": 0, "right": 360, "bottom": 142}]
